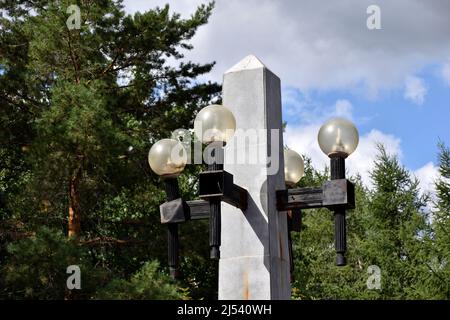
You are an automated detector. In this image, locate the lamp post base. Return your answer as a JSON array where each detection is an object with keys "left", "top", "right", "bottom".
[
  {"left": 169, "top": 267, "right": 180, "bottom": 279},
  {"left": 210, "top": 246, "right": 220, "bottom": 260},
  {"left": 336, "top": 253, "right": 346, "bottom": 266}
]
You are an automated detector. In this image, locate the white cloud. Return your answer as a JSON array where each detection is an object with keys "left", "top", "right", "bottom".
[
  {"left": 282, "top": 93, "right": 354, "bottom": 127},
  {"left": 413, "top": 162, "right": 439, "bottom": 214},
  {"left": 285, "top": 123, "right": 403, "bottom": 188},
  {"left": 404, "top": 76, "right": 427, "bottom": 105},
  {"left": 441, "top": 61, "right": 450, "bottom": 86},
  {"left": 123, "top": 0, "right": 205, "bottom": 17},
  {"left": 348, "top": 129, "right": 402, "bottom": 188},
  {"left": 413, "top": 162, "right": 439, "bottom": 196},
  {"left": 284, "top": 96, "right": 438, "bottom": 195},
  {"left": 284, "top": 99, "right": 402, "bottom": 188},
  {"left": 124, "top": 0, "right": 450, "bottom": 95},
  {"left": 333, "top": 100, "right": 353, "bottom": 119},
  {"left": 122, "top": 0, "right": 442, "bottom": 202},
  {"left": 285, "top": 123, "right": 327, "bottom": 170},
  {"left": 284, "top": 94, "right": 439, "bottom": 205}
]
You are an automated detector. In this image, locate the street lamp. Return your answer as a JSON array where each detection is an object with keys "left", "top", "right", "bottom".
[
  {"left": 194, "top": 104, "right": 246, "bottom": 260},
  {"left": 150, "top": 113, "right": 358, "bottom": 278},
  {"left": 148, "top": 138, "right": 187, "bottom": 278},
  {"left": 276, "top": 118, "right": 358, "bottom": 267},
  {"left": 149, "top": 105, "right": 247, "bottom": 278},
  {"left": 318, "top": 118, "right": 359, "bottom": 266}
]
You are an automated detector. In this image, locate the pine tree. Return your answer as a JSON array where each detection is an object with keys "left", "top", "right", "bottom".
[
  {"left": 292, "top": 156, "right": 375, "bottom": 299},
  {"left": 435, "top": 142, "right": 450, "bottom": 221},
  {"left": 364, "top": 144, "right": 431, "bottom": 299},
  {"left": 0, "top": 1, "right": 219, "bottom": 238},
  {"left": 426, "top": 142, "right": 450, "bottom": 298},
  {"left": 1, "top": 1, "right": 219, "bottom": 298},
  {"left": 292, "top": 145, "right": 433, "bottom": 299}
]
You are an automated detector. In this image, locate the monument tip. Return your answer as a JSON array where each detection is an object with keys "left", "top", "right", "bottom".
[{"left": 225, "top": 54, "right": 269, "bottom": 74}]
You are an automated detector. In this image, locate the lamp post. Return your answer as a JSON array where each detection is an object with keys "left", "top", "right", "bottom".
[
  {"left": 148, "top": 55, "right": 362, "bottom": 298},
  {"left": 193, "top": 104, "right": 237, "bottom": 259},
  {"left": 318, "top": 118, "right": 359, "bottom": 266},
  {"left": 148, "top": 104, "right": 247, "bottom": 279},
  {"left": 148, "top": 138, "right": 187, "bottom": 278},
  {"left": 149, "top": 111, "right": 358, "bottom": 281},
  {"left": 276, "top": 118, "right": 358, "bottom": 267}
]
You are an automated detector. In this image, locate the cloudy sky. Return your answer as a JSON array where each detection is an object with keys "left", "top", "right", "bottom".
[{"left": 124, "top": 0, "right": 450, "bottom": 194}]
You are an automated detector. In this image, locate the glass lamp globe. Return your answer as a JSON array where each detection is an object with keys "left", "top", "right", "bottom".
[
  {"left": 148, "top": 139, "right": 187, "bottom": 177},
  {"left": 318, "top": 118, "right": 359, "bottom": 158},
  {"left": 193, "top": 104, "right": 236, "bottom": 144},
  {"left": 284, "top": 149, "right": 305, "bottom": 186}
]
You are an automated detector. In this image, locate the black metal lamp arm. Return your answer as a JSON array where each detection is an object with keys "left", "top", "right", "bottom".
[{"left": 277, "top": 165, "right": 354, "bottom": 266}]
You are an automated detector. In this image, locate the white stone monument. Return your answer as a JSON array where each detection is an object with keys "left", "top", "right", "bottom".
[{"left": 219, "top": 55, "right": 291, "bottom": 300}]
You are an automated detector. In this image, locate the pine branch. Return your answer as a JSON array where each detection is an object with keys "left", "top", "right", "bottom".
[
  {"left": 65, "top": 29, "right": 80, "bottom": 84},
  {"left": 79, "top": 237, "right": 144, "bottom": 246}
]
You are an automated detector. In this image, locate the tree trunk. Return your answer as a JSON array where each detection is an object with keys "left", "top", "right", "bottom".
[{"left": 68, "top": 167, "right": 82, "bottom": 238}]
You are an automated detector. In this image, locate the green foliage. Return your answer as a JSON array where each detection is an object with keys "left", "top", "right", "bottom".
[
  {"left": 179, "top": 225, "right": 218, "bottom": 300},
  {"left": 1, "top": 0, "right": 449, "bottom": 301},
  {"left": 1, "top": 227, "right": 104, "bottom": 299},
  {"left": 364, "top": 146, "right": 431, "bottom": 299},
  {"left": 435, "top": 142, "right": 450, "bottom": 221},
  {"left": 292, "top": 146, "right": 436, "bottom": 300},
  {"left": 423, "top": 142, "right": 450, "bottom": 298},
  {"left": 0, "top": 0, "right": 219, "bottom": 300},
  {"left": 95, "top": 260, "right": 187, "bottom": 300}
]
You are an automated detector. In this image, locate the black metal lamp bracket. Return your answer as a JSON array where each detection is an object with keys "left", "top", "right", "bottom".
[
  {"left": 198, "top": 169, "right": 248, "bottom": 211},
  {"left": 276, "top": 179, "right": 355, "bottom": 211},
  {"left": 159, "top": 199, "right": 211, "bottom": 224}
]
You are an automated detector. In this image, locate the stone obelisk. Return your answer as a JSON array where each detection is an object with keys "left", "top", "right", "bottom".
[{"left": 219, "top": 55, "right": 290, "bottom": 300}]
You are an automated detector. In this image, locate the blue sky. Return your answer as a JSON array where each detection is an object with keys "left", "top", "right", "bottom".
[
  {"left": 350, "top": 65, "right": 450, "bottom": 170},
  {"left": 124, "top": 0, "right": 450, "bottom": 193},
  {"left": 283, "top": 63, "right": 450, "bottom": 170}
]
